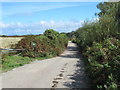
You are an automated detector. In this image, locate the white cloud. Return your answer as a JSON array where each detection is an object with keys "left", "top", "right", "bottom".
[
  {"left": 0, "top": 20, "right": 82, "bottom": 35},
  {"left": 40, "top": 21, "right": 45, "bottom": 24},
  {"left": 0, "top": 22, "right": 10, "bottom": 28}
]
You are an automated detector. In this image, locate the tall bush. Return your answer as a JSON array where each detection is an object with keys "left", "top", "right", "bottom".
[
  {"left": 73, "top": 2, "right": 120, "bottom": 89},
  {"left": 16, "top": 29, "right": 68, "bottom": 58}
]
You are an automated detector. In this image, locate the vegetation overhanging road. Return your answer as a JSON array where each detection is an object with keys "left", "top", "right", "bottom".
[{"left": 1, "top": 41, "right": 90, "bottom": 88}]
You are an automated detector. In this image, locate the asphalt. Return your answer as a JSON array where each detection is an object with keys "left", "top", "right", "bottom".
[{"left": 1, "top": 41, "right": 90, "bottom": 88}]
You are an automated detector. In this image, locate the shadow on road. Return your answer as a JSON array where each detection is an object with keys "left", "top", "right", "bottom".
[
  {"left": 63, "top": 58, "right": 92, "bottom": 88},
  {"left": 59, "top": 45, "right": 79, "bottom": 58},
  {"left": 67, "top": 46, "right": 78, "bottom": 51},
  {"left": 60, "top": 43, "right": 92, "bottom": 88},
  {"left": 60, "top": 53, "right": 79, "bottom": 58}
]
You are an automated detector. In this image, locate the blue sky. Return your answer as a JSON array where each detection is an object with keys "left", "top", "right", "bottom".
[{"left": 1, "top": 2, "right": 101, "bottom": 35}]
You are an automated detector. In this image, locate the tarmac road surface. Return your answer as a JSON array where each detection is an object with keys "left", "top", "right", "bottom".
[{"left": 1, "top": 41, "right": 90, "bottom": 88}]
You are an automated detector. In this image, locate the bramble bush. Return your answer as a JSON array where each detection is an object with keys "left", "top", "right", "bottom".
[{"left": 15, "top": 29, "right": 68, "bottom": 58}]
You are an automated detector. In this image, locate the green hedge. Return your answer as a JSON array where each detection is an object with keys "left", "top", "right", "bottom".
[
  {"left": 73, "top": 2, "right": 120, "bottom": 89},
  {"left": 15, "top": 29, "right": 68, "bottom": 58},
  {"left": 84, "top": 38, "right": 120, "bottom": 89}
]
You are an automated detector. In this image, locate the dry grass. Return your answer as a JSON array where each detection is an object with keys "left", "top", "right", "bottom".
[{"left": 0, "top": 37, "right": 23, "bottom": 48}]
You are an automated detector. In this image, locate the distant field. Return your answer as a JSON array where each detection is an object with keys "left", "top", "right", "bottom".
[{"left": 0, "top": 37, "right": 23, "bottom": 48}]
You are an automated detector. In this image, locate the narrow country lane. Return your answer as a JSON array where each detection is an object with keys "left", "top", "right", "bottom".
[{"left": 1, "top": 41, "right": 90, "bottom": 88}]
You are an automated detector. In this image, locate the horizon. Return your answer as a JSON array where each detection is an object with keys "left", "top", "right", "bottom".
[{"left": 1, "top": 2, "right": 101, "bottom": 35}]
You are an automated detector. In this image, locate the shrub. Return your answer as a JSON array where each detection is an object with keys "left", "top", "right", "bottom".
[
  {"left": 72, "top": 2, "right": 120, "bottom": 89},
  {"left": 15, "top": 29, "right": 68, "bottom": 58},
  {"left": 44, "top": 29, "right": 59, "bottom": 40},
  {"left": 84, "top": 38, "right": 120, "bottom": 89}
]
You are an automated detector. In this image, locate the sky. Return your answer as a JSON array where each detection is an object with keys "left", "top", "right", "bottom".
[{"left": 0, "top": 1, "right": 102, "bottom": 35}]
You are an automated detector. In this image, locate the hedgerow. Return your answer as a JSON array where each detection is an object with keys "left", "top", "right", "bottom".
[
  {"left": 84, "top": 38, "right": 120, "bottom": 89},
  {"left": 72, "top": 2, "right": 120, "bottom": 89},
  {"left": 15, "top": 29, "right": 68, "bottom": 58}
]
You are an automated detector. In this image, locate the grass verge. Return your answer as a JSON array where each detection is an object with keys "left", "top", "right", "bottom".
[{"left": 0, "top": 55, "right": 48, "bottom": 72}]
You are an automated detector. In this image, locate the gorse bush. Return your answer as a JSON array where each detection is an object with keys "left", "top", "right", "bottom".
[
  {"left": 16, "top": 29, "right": 68, "bottom": 58},
  {"left": 73, "top": 2, "right": 120, "bottom": 89}
]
